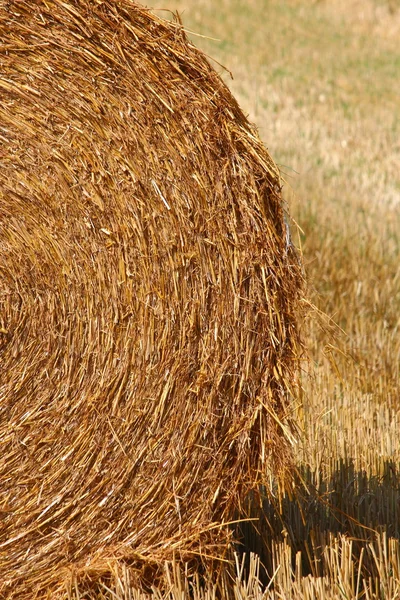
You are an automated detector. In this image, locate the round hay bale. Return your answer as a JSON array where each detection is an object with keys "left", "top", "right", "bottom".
[{"left": 0, "top": 0, "right": 303, "bottom": 596}]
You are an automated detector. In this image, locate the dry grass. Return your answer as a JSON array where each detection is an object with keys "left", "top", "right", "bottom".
[
  {"left": 65, "top": 538, "right": 400, "bottom": 599},
  {"left": 0, "top": 1, "right": 304, "bottom": 597}
]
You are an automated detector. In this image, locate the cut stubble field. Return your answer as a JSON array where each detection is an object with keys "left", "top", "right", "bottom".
[{"left": 96, "top": 0, "right": 399, "bottom": 598}]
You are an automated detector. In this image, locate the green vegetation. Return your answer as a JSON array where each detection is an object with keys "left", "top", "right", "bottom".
[{"left": 70, "top": 0, "right": 400, "bottom": 597}]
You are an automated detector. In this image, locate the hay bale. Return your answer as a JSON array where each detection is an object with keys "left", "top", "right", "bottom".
[{"left": 0, "top": 0, "right": 303, "bottom": 596}]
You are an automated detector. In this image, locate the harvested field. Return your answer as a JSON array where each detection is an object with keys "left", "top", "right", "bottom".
[{"left": 0, "top": 0, "right": 303, "bottom": 597}]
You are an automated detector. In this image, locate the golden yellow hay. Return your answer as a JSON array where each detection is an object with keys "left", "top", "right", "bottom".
[{"left": 0, "top": 0, "right": 303, "bottom": 596}]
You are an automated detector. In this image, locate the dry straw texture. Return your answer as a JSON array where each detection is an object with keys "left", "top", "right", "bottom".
[{"left": 0, "top": 0, "right": 303, "bottom": 596}]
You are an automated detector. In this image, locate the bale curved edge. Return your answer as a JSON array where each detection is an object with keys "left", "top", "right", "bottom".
[{"left": 0, "top": 0, "right": 304, "bottom": 596}]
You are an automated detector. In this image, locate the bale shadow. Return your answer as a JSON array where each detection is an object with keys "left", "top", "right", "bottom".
[{"left": 236, "top": 457, "right": 400, "bottom": 585}]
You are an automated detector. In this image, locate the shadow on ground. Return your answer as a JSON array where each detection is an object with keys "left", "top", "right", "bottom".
[{"left": 236, "top": 457, "right": 400, "bottom": 584}]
